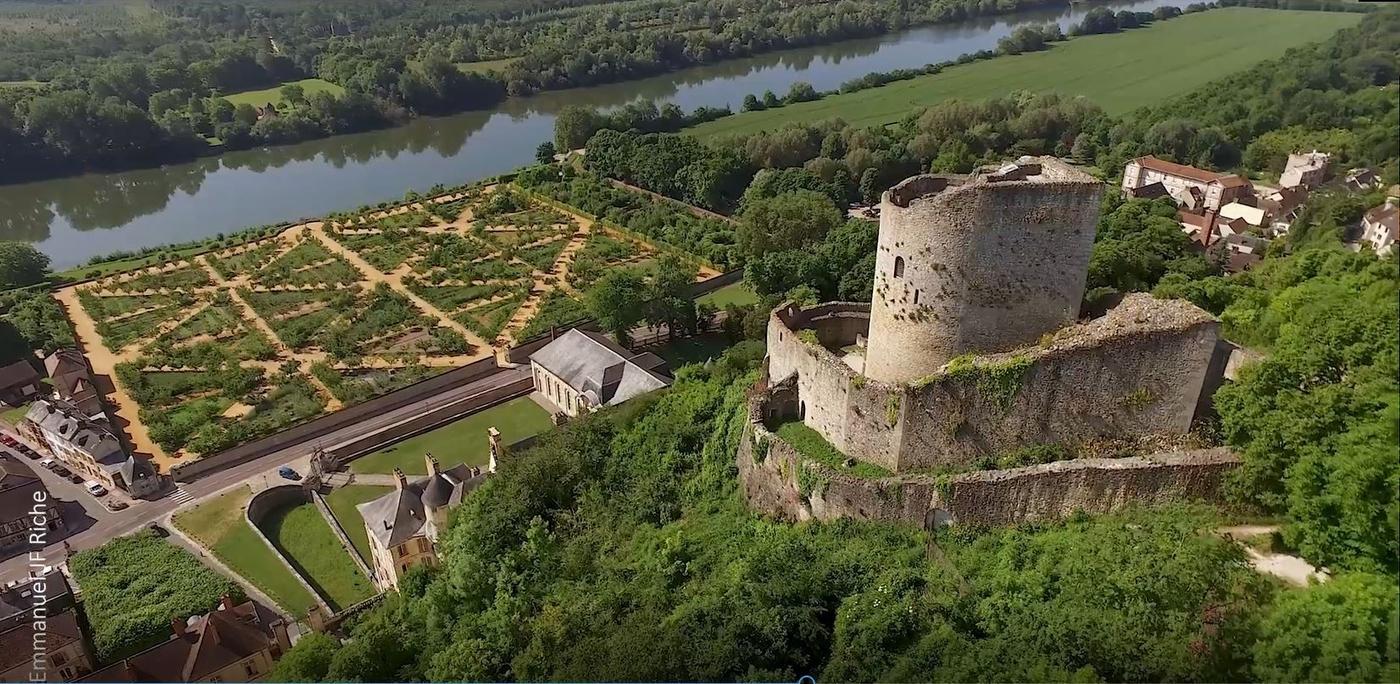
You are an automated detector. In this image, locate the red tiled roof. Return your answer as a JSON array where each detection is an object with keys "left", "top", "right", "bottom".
[{"left": 1134, "top": 155, "right": 1224, "bottom": 183}]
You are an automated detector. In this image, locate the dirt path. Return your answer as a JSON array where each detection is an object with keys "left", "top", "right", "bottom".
[
  {"left": 1217, "top": 524, "right": 1329, "bottom": 586},
  {"left": 52, "top": 286, "right": 169, "bottom": 467}
]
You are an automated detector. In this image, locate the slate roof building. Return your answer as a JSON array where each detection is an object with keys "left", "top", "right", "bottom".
[
  {"left": 79, "top": 596, "right": 290, "bottom": 683},
  {"left": 1361, "top": 199, "right": 1399, "bottom": 256},
  {"left": 0, "top": 453, "right": 64, "bottom": 556},
  {"left": 0, "top": 572, "right": 92, "bottom": 682},
  {"left": 0, "top": 360, "right": 41, "bottom": 409},
  {"left": 22, "top": 398, "right": 159, "bottom": 497},
  {"left": 357, "top": 454, "right": 489, "bottom": 590},
  {"left": 44, "top": 350, "right": 101, "bottom": 416},
  {"left": 528, "top": 328, "right": 671, "bottom": 418}
]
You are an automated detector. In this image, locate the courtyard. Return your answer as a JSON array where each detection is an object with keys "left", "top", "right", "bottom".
[{"left": 350, "top": 396, "right": 552, "bottom": 476}]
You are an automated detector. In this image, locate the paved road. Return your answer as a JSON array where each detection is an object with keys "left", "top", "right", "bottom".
[{"left": 0, "top": 366, "right": 529, "bottom": 584}]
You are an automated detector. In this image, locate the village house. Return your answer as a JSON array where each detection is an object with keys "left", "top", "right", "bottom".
[
  {"left": 1344, "top": 167, "right": 1381, "bottom": 192},
  {"left": 1279, "top": 150, "right": 1330, "bottom": 189},
  {"left": 357, "top": 454, "right": 489, "bottom": 590},
  {"left": 79, "top": 596, "right": 291, "bottom": 683},
  {"left": 0, "top": 360, "right": 41, "bottom": 409},
  {"left": 1360, "top": 199, "right": 1398, "bottom": 256},
  {"left": 22, "top": 398, "right": 160, "bottom": 498},
  {"left": 0, "top": 454, "right": 64, "bottom": 556},
  {"left": 1121, "top": 155, "right": 1253, "bottom": 211},
  {"left": 1257, "top": 185, "right": 1309, "bottom": 236},
  {"left": 0, "top": 572, "right": 92, "bottom": 683},
  {"left": 44, "top": 350, "right": 102, "bottom": 416},
  {"left": 528, "top": 328, "right": 672, "bottom": 418}
]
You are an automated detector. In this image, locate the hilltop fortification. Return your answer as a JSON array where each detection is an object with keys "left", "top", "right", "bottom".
[{"left": 740, "top": 157, "right": 1238, "bottom": 528}]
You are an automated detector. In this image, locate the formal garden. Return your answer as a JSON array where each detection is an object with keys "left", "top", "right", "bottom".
[{"left": 61, "top": 181, "right": 717, "bottom": 463}]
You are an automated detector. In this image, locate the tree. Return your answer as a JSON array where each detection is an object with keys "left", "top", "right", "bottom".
[
  {"left": 586, "top": 269, "right": 648, "bottom": 344},
  {"left": 645, "top": 255, "right": 698, "bottom": 341},
  {"left": 535, "top": 140, "right": 557, "bottom": 164},
  {"left": 280, "top": 83, "right": 306, "bottom": 106},
  {"left": 737, "top": 190, "right": 842, "bottom": 260},
  {"left": 269, "top": 632, "right": 340, "bottom": 682},
  {"left": 742, "top": 93, "right": 764, "bottom": 112},
  {"left": 555, "top": 105, "right": 601, "bottom": 152},
  {"left": 858, "top": 167, "right": 881, "bottom": 205},
  {"left": 1251, "top": 573, "right": 1400, "bottom": 683},
  {"left": 0, "top": 242, "right": 50, "bottom": 289}
]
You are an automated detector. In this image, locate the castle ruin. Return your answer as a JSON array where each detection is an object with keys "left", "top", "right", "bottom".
[{"left": 739, "top": 157, "right": 1239, "bottom": 528}]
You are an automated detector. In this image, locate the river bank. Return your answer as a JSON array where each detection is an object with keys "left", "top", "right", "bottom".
[{"left": 0, "top": 0, "right": 1193, "bottom": 268}]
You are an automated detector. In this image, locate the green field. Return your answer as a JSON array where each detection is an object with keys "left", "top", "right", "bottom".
[
  {"left": 697, "top": 281, "right": 759, "bottom": 308},
  {"left": 222, "top": 78, "right": 346, "bottom": 108},
  {"left": 172, "top": 487, "right": 319, "bottom": 615},
  {"left": 689, "top": 8, "right": 1361, "bottom": 139},
  {"left": 350, "top": 396, "right": 553, "bottom": 475},
  {"left": 259, "top": 501, "right": 375, "bottom": 611},
  {"left": 457, "top": 56, "right": 520, "bottom": 74},
  {"left": 324, "top": 484, "right": 392, "bottom": 563}
]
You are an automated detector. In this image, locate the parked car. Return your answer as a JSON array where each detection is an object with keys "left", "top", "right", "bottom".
[
  {"left": 1, "top": 435, "right": 16, "bottom": 446},
  {"left": 277, "top": 466, "right": 301, "bottom": 481},
  {"left": 84, "top": 481, "right": 107, "bottom": 497},
  {"left": 39, "top": 458, "right": 57, "bottom": 470},
  {"left": 52, "top": 465, "right": 73, "bottom": 478},
  {"left": 147, "top": 522, "right": 168, "bottom": 538},
  {"left": 19, "top": 448, "right": 39, "bottom": 460},
  {"left": 104, "top": 500, "right": 128, "bottom": 512},
  {"left": 67, "top": 472, "right": 84, "bottom": 484}
]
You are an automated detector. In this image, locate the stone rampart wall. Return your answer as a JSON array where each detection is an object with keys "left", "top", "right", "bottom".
[
  {"left": 244, "top": 485, "right": 330, "bottom": 614},
  {"left": 739, "top": 391, "right": 1239, "bottom": 529}
]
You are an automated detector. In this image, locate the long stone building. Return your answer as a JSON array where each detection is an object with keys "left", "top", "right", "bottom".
[{"left": 741, "top": 157, "right": 1238, "bottom": 528}]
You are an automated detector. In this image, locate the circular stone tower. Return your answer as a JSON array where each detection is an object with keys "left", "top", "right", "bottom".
[{"left": 863, "top": 157, "right": 1104, "bottom": 385}]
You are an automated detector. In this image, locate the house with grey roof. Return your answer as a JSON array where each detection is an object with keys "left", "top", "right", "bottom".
[
  {"left": 528, "top": 328, "right": 672, "bottom": 418},
  {"left": 22, "top": 398, "right": 160, "bottom": 497},
  {"left": 44, "top": 349, "right": 101, "bottom": 415},
  {"left": 357, "top": 454, "right": 489, "bottom": 590},
  {"left": 0, "top": 455, "right": 65, "bottom": 557}
]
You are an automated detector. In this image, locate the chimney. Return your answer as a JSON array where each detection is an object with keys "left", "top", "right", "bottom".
[
  {"left": 425, "top": 453, "right": 440, "bottom": 478},
  {"left": 487, "top": 427, "right": 501, "bottom": 474},
  {"left": 170, "top": 616, "right": 186, "bottom": 638},
  {"left": 220, "top": 595, "right": 237, "bottom": 611},
  {"left": 393, "top": 467, "right": 407, "bottom": 490}
]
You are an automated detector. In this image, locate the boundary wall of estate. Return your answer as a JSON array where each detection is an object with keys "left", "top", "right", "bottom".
[{"left": 244, "top": 484, "right": 333, "bottom": 615}]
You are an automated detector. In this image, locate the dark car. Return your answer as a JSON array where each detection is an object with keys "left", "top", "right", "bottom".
[
  {"left": 67, "top": 472, "right": 85, "bottom": 484},
  {"left": 52, "top": 465, "right": 73, "bottom": 478},
  {"left": 278, "top": 466, "right": 301, "bottom": 481},
  {"left": 20, "top": 449, "right": 40, "bottom": 460},
  {"left": 1, "top": 435, "right": 16, "bottom": 446},
  {"left": 104, "top": 500, "right": 128, "bottom": 512}
]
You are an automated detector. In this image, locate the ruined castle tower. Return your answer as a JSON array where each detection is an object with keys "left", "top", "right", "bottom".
[{"left": 863, "top": 157, "right": 1103, "bottom": 384}]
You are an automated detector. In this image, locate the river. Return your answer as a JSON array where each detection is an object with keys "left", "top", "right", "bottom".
[{"left": 2, "top": 0, "right": 1180, "bottom": 269}]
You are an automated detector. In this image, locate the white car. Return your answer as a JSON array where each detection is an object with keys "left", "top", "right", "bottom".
[
  {"left": 39, "top": 458, "right": 57, "bottom": 470},
  {"left": 83, "top": 481, "right": 108, "bottom": 497}
]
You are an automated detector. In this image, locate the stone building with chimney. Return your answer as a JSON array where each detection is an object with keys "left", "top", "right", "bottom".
[{"left": 357, "top": 453, "right": 490, "bottom": 590}]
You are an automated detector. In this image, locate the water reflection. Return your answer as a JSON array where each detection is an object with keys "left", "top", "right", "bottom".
[{"left": 5, "top": 0, "right": 1178, "bottom": 267}]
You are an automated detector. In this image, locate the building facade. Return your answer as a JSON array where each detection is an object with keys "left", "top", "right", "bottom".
[
  {"left": 0, "top": 573, "right": 92, "bottom": 683},
  {"left": 1121, "top": 155, "right": 1252, "bottom": 211},
  {"left": 529, "top": 329, "right": 671, "bottom": 418},
  {"left": 1279, "top": 150, "right": 1330, "bottom": 189},
  {"left": 0, "top": 454, "right": 64, "bottom": 555},
  {"left": 1361, "top": 200, "right": 1398, "bottom": 256},
  {"left": 22, "top": 399, "right": 159, "bottom": 497},
  {"left": 357, "top": 454, "right": 488, "bottom": 590}
]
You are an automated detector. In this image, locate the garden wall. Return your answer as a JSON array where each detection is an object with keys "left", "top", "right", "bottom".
[
  {"left": 171, "top": 357, "right": 501, "bottom": 481},
  {"left": 331, "top": 376, "right": 534, "bottom": 464}
]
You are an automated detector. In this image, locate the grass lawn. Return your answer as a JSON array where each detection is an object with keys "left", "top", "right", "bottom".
[
  {"left": 456, "top": 56, "right": 520, "bottom": 74},
  {"left": 351, "top": 396, "right": 553, "bottom": 475},
  {"left": 259, "top": 501, "right": 375, "bottom": 612},
  {"left": 776, "top": 420, "right": 892, "bottom": 478},
  {"left": 688, "top": 8, "right": 1361, "bottom": 138},
  {"left": 172, "top": 487, "right": 319, "bottom": 616},
  {"left": 324, "top": 485, "right": 392, "bottom": 563},
  {"left": 1, "top": 402, "right": 30, "bottom": 425},
  {"left": 697, "top": 281, "right": 758, "bottom": 308},
  {"left": 222, "top": 78, "right": 345, "bottom": 108},
  {"left": 651, "top": 333, "right": 734, "bottom": 370}
]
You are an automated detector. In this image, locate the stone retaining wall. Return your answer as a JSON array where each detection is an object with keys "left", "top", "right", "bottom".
[
  {"left": 244, "top": 485, "right": 331, "bottom": 615},
  {"left": 738, "top": 391, "right": 1239, "bottom": 529}
]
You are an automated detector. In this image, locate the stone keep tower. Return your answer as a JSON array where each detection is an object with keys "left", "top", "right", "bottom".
[{"left": 863, "top": 157, "right": 1103, "bottom": 384}]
